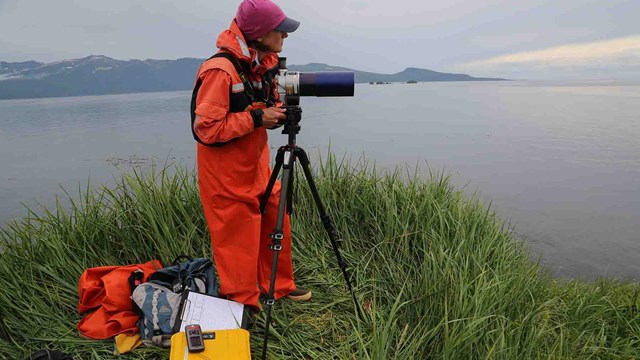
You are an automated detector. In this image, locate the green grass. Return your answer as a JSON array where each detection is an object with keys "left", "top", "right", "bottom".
[{"left": 1, "top": 155, "right": 639, "bottom": 359}]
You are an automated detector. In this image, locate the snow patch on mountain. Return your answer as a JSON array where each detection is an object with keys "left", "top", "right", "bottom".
[{"left": 0, "top": 74, "right": 19, "bottom": 81}]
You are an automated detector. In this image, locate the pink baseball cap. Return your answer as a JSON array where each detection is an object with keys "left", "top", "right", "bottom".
[{"left": 236, "top": 0, "right": 300, "bottom": 41}]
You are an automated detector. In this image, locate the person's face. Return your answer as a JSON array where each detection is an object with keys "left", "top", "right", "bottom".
[{"left": 257, "top": 30, "right": 288, "bottom": 53}]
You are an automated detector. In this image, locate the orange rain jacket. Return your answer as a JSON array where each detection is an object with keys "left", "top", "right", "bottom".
[{"left": 192, "top": 20, "right": 296, "bottom": 308}]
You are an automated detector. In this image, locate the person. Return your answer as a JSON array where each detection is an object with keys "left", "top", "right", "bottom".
[{"left": 190, "top": 0, "right": 311, "bottom": 312}]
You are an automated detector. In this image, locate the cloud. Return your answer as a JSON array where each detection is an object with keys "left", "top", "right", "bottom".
[{"left": 454, "top": 35, "right": 640, "bottom": 79}]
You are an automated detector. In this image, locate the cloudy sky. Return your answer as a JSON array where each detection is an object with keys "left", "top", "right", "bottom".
[{"left": 0, "top": 0, "right": 638, "bottom": 80}]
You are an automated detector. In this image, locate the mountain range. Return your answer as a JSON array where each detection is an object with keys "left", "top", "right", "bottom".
[{"left": 0, "top": 55, "right": 505, "bottom": 100}]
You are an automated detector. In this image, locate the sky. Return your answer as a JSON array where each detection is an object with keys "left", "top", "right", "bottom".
[{"left": 0, "top": 0, "right": 638, "bottom": 80}]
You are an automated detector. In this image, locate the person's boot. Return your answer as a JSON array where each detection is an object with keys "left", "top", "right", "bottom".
[{"left": 285, "top": 287, "right": 312, "bottom": 301}]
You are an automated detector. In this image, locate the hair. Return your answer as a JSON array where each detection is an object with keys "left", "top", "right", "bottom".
[
  {"left": 246, "top": 39, "right": 270, "bottom": 52},
  {"left": 240, "top": 29, "right": 273, "bottom": 52}
]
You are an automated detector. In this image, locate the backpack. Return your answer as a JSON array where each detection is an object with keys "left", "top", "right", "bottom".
[
  {"left": 147, "top": 256, "right": 218, "bottom": 295},
  {"left": 131, "top": 256, "right": 219, "bottom": 348}
]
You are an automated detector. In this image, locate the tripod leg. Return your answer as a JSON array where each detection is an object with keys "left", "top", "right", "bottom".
[
  {"left": 260, "top": 146, "right": 285, "bottom": 214},
  {"left": 261, "top": 148, "right": 295, "bottom": 360},
  {"left": 287, "top": 156, "right": 295, "bottom": 215},
  {"left": 295, "top": 148, "right": 365, "bottom": 321}
]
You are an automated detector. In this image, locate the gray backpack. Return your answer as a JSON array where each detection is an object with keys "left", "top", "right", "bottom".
[
  {"left": 131, "top": 256, "right": 219, "bottom": 348},
  {"left": 131, "top": 282, "right": 183, "bottom": 347}
]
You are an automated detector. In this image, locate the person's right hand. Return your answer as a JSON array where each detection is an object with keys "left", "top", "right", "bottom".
[{"left": 261, "top": 107, "right": 287, "bottom": 129}]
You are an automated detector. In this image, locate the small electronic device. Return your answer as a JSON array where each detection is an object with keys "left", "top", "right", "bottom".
[{"left": 185, "top": 324, "right": 205, "bottom": 353}]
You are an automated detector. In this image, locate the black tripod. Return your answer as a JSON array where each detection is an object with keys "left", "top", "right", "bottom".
[{"left": 258, "top": 103, "right": 363, "bottom": 360}]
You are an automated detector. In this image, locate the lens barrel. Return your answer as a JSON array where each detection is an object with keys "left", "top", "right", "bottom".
[{"left": 298, "top": 72, "right": 354, "bottom": 97}]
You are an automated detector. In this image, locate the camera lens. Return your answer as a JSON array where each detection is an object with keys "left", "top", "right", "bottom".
[{"left": 299, "top": 72, "right": 354, "bottom": 97}]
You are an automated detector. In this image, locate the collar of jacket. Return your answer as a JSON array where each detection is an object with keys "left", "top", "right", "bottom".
[{"left": 216, "top": 19, "right": 279, "bottom": 75}]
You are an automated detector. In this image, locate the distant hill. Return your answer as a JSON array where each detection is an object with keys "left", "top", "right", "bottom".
[
  {"left": 0, "top": 55, "right": 505, "bottom": 100},
  {"left": 0, "top": 56, "right": 203, "bottom": 100},
  {"left": 288, "top": 63, "right": 503, "bottom": 83}
]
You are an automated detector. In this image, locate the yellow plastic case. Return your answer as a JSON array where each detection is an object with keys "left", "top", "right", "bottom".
[{"left": 169, "top": 329, "right": 252, "bottom": 360}]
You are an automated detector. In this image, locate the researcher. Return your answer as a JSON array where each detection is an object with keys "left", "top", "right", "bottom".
[{"left": 190, "top": 0, "right": 311, "bottom": 312}]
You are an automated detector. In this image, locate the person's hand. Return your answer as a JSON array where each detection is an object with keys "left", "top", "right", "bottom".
[{"left": 261, "top": 107, "right": 287, "bottom": 129}]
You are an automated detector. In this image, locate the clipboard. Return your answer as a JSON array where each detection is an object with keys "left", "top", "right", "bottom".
[{"left": 172, "top": 289, "right": 249, "bottom": 333}]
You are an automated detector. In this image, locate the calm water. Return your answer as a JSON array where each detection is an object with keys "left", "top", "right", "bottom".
[{"left": 1, "top": 81, "right": 639, "bottom": 280}]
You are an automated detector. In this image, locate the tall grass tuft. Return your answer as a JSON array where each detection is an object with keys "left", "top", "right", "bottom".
[{"left": 1, "top": 155, "right": 639, "bottom": 359}]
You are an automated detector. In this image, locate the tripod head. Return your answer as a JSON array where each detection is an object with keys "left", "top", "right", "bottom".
[
  {"left": 281, "top": 105, "right": 302, "bottom": 134},
  {"left": 280, "top": 95, "right": 303, "bottom": 143}
]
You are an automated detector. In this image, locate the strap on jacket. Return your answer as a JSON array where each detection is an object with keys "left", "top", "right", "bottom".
[{"left": 191, "top": 52, "right": 257, "bottom": 147}]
